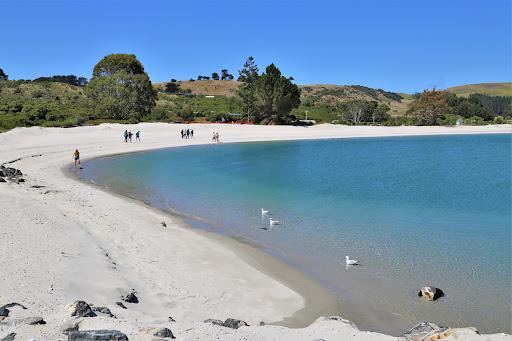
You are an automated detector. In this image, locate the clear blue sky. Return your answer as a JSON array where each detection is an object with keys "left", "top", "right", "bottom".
[{"left": 0, "top": 0, "right": 510, "bottom": 93}]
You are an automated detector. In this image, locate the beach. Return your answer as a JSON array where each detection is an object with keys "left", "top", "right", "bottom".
[{"left": 0, "top": 123, "right": 511, "bottom": 341}]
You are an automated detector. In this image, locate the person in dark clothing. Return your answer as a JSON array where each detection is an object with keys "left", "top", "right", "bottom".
[
  {"left": 190, "top": 129, "right": 194, "bottom": 138},
  {"left": 124, "top": 130, "right": 128, "bottom": 143},
  {"left": 186, "top": 129, "right": 190, "bottom": 139},
  {"left": 181, "top": 129, "right": 184, "bottom": 139},
  {"left": 128, "top": 131, "right": 133, "bottom": 142}
]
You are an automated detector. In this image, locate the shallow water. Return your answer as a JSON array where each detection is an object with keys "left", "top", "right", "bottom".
[{"left": 80, "top": 134, "right": 511, "bottom": 334}]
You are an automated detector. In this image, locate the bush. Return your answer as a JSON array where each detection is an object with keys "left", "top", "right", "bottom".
[
  {"left": 493, "top": 116, "right": 505, "bottom": 124},
  {"left": 467, "top": 116, "right": 485, "bottom": 125}
]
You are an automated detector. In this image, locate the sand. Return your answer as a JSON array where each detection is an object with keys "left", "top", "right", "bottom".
[{"left": 0, "top": 123, "right": 510, "bottom": 340}]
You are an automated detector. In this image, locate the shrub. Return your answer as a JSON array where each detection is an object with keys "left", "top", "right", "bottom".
[{"left": 493, "top": 116, "right": 505, "bottom": 124}]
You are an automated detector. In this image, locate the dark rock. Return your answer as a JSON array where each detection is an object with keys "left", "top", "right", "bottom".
[
  {"left": 161, "top": 221, "right": 167, "bottom": 227},
  {"left": 0, "top": 178, "right": 5, "bottom": 183},
  {"left": 19, "top": 316, "right": 46, "bottom": 325},
  {"left": 1, "top": 303, "right": 27, "bottom": 310},
  {"left": 115, "top": 302, "right": 127, "bottom": 309},
  {"left": 204, "top": 319, "right": 224, "bottom": 326},
  {"left": 92, "top": 306, "right": 115, "bottom": 318},
  {"left": 70, "top": 301, "right": 96, "bottom": 317},
  {"left": 418, "top": 286, "right": 444, "bottom": 301},
  {"left": 121, "top": 290, "right": 138, "bottom": 304},
  {"left": 0, "top": 169, "right": 4, "bottom": 177},
  {"left": 68, "top": 330, "right": 128, "bottom": 341},
  {"left": 223, "top": 318, "right": 249, "bottom": 329},
  {"left": 153, "top": 328, "right": 175, "bottom": 338},
  {"left": 3, "top": 167, "right": 22, "bottom": 178},
  {"left": 0, "top": 308, "right": 9, "bottom": 317},
  {"left": 168, "top": 316, "right": 175, "bottom": 322},
  {"left": 0, "top": 333, "right": 16, "bottom": 341},
  {"left": 31, "top": 185, "right": 46, "bottom": 188},
  {"left": 259, "top": 321, "right": 265, "bottom": 326},
  {"left": 401, "top": 321, "right": 448, "bottom": 340}
]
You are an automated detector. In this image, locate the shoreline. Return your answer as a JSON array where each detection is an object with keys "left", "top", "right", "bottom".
[
  {"left": 66, "top": 163, "right": 341, "bottom": 329},
  {"left": 1, "top": 123, "right": 511, "bottom": 340}
]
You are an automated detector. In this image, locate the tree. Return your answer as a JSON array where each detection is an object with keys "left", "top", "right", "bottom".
[
  {"left": 164, "top": 81, "right": 181, "bottom": 94},
  {"left": 85, "top": 54, "right": 156, "bottom": 121},
  {"left": 408, "top": 89, "right": 450, "bottom": 125},
  {"left": 0, "top": 68, "right": 8, "bottom": 81},
  {"left": 236, "top": 57, "right": 260, "bottom": 121},
  {"left": 254, "top": 64, "right": 301, "bottom": 124},
  {"left": 344, "top": 100, "right": 370, "bottom": 124},
  {"left": 212, "top": 72, "right": 219, "bottom": 80},
  {"left": 373, "top": 103, "right": 391, "bottom": 123},
  {"left": 221, "top": 69, "right": 233, "bottom": 80},
  {"left": 238, "top": 56, "right": 259, "bottom": 83}
]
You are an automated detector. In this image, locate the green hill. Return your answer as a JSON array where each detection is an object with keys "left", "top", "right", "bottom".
[{"left": 446, "top": 82, "right": 512, "bottom": 97}]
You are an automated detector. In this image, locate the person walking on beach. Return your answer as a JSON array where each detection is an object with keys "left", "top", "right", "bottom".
[
  {"left": 136, "top": 130, "right": 141, "bottom": 142},
  {"left": 73, "top": 149, "right": 80, "bottom": 167},
  {"left": 212, "top": 131, "right": 216, "bottom": 142},
  {"left": 128, "top": 131, "right": 133, "bottom": 142},
  {"left": 186, "top": 129, "right": 190, "bottom": 139},
  {"left": 124, "top": 130, "right": 128, "bottom": 143},
  {"left": 181, "top": 129, "right": 184, "bottom": 139},
  {"left": 190, "top": 129, "right": 194, "bottom": 138}
]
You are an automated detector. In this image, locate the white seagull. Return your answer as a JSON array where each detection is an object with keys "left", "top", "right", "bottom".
[
  {"left": 269, "top": 218, "right": 281, "bottom": 226},
  {"left": 345, "top": 256, "right": 359, "bottom": 266},
  {"left": 261, "top": 208, "right": 270, "bottom": 215}
]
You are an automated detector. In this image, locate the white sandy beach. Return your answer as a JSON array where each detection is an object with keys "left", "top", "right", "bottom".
[{"left": 0, "top": 123, "right": 511, "bottom": 341}]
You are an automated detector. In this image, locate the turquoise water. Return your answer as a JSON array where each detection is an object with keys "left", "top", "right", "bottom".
[{"left": 80, "top": 134, "right": 511, "bottom": 334}]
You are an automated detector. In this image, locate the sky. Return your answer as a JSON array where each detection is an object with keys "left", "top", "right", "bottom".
[{"left": 0, "top": 0, "right": 510, "bottom": 93}]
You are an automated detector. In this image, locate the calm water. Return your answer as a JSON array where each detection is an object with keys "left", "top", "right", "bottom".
[{"left": 80, "top": 134, "right": 511, "bottom": 334}]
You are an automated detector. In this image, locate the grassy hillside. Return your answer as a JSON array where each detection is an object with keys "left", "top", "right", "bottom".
[
  {"left": 446, "top": 82, "right": 512, "bottom": 97},
  {"left": 154, "top": 80, "right": 241, "bottom": 97},
  {"left": 1, "top": 79, "right": 509, "bottom": 132}
]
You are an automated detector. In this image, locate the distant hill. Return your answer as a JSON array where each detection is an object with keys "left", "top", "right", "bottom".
[
  {"left": 154, "top": 80, "right": 241, "bottom": 97},
  {"left": 446, "top": 82, "right": 512, "bottom": 97}
]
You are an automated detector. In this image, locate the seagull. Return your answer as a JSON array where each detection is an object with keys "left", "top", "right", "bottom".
[
  {"left": 345, "top": 256, "right": 359, "bottom": 266},
  {"left": 261, "top": 208, "right": 270, "bottom": 215},
  {"left": 269, "top": 218, "right": 280, "bottom": 226}
]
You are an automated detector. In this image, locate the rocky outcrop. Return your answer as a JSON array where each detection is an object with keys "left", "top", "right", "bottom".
[
  {"left": 153, "top": 327, "right": 175, "bottom": 338},
  {"left": 69, "top": 301, "right": 96, "bottom": 317},
  {"left": 68, "top": 330, "right": 128, "bottom": 341},
  {"left": 418, "top": 286, "right": 444, "bottom": 301}
]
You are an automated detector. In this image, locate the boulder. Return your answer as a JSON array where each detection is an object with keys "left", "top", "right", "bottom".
[
  {"left": 69, "top": 301, "right": 96, "bottom": 317},
  {"left": 0, "top": 178, "right": 5, "bottom": 183},
  {"left": 60, "top": 318, "right": 83, "bottom": 335},
  {"left": 204, "top": 319, "right": 224, "bottom": 326},
  {"left": 153, "top": 328, "right": 175, "bottom": 338},
  {"left": 121, "top": 290, "right": 138, "bottom": 304},
  {"left": 68, "top": 330, "right": 128, "bottom": 341},
  {"left": 92, "top": 306, "right": 115, "bottom": 318},
  {"left": 161, "top": 221, "right": 167, "bottom": 227},
  {"left": 418, "top": 286, "right": 444, "bottom": 301},
  {"left": 223, "top": 318, "right": 249, "bottom": 329},
  {"left": 0, "top": 308, "right": 9, "bottom": 317}
]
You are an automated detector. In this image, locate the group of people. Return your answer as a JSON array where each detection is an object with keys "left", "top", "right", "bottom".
[
  {"left": 124, "top": 130, "right": 140, "bottom": 142},
  {"left": 212, "top": 131, "right": 220, "bottom": 143},
  {"left": 181, "top": 128, "right": 194, "bottom": 139}
]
